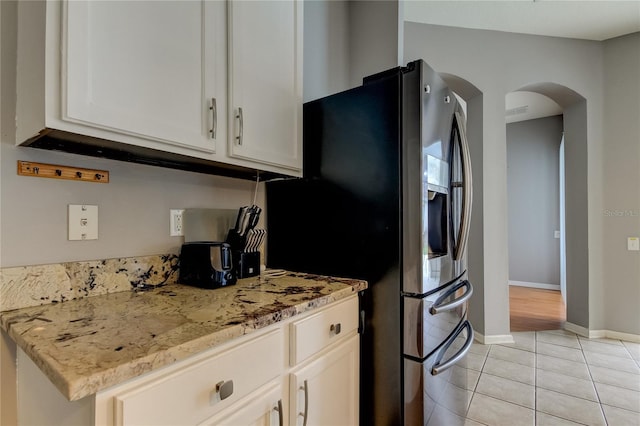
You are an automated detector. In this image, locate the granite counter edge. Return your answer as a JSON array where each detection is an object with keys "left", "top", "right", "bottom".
[{"left": 8, "top": 281, "right": 367, "bottom": 401}]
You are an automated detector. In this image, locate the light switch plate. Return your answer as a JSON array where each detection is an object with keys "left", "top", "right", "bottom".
[
  {"left": 68, "top": 205, "right": 98, "bottom": 240},
  {"left": 628, "top": 237, "right": 639, "bottom": 251}
]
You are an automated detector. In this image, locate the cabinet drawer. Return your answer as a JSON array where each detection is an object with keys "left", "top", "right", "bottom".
[
  {"left": 114, "top": 329, "right": 283, "bottom": 426},
  {"left": 290, "top": 296, "right": 359, "bottom": 365}
]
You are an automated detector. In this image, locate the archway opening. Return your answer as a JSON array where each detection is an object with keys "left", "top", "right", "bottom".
[
  {"left": 505, "top": 83, "right": 589, "bottom": 334},
  {"left": 506, "top": 91, "right": 565, "bottom": 331}
]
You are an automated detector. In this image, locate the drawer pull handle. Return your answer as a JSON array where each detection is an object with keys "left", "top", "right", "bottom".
[
  {"left": 298, "top": 380, "right": 309, "bottom": 426},
  {"left": 330, "top": 323, "right": 342, "bottom": 335},
  {"left": 214, "top": 380, "right": 234, "bottom": 402},
  {"left": 274, "top": 399, "right": 284, "bottom": 426}
]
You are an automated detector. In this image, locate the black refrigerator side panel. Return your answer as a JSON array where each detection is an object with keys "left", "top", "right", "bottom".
[
  {"left": 268, "top": 78, "right": 402, "bottom": 283},
  {"left": 266, "top": 75, "right": 404, "bottom": 425}
]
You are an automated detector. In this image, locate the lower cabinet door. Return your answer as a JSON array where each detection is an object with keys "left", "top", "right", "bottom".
[
  {"left": 199, "top": 382, "right": 285, "bottom": 426},
  {"left": 290, "top": 334, "right": 359, "bottom": 426}
]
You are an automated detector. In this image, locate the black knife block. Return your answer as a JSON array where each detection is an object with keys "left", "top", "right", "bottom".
[
  {"left": 226, "top": 229, "right": 260, "bottom": 278},
  {"left": 234, "top": 251, "right": 260, "bottom": 278},
  {"left": 226, "top": 229, "right": 245, "bottom": 252}
]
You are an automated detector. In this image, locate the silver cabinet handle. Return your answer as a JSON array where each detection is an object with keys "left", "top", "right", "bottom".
[
  {"left": 330, "top": 323, "right": 342, "bottom": 335},
  {"left": 453, "top": 110, "right": 473, "bottom": 261},
  {"left": 210, "top": 379, "right": 234, "bottom": 405},
  {"left": 431, "top": 320, "right": 474, "bottom": 376},
  {"left": 209, "top": 98, "right": 217, "bottom": 139},
  {"left": 273, "top": 399, "right": 283, "bottom": 426},
  {"left": 236, "top": 107, "right": 244, "bottom": 145},
  {"left": 298, "top": 379, "right": 308, "bottom": 426},
  {"left": 429, "top": 280, "right": 473, "bottom": 315}
]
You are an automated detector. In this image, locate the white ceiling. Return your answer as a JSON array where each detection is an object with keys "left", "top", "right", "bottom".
[
  {"left": 404, "top": 0, "right": 640, "bottom": 122},
  {"left": 404, "top": 0, "right": 640, "bottom": 41}
]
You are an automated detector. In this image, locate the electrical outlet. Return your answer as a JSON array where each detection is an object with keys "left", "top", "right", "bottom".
[{"left": 170, "top": 209, "right": 185, "bottom": 236}]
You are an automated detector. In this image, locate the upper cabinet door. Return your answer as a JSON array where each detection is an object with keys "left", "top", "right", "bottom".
[
  {"left": 227, "top": 0, "right": 303, "bottom": 172},
  {"left": 63, "top": 0, "right": 226, "bottom": 153}
]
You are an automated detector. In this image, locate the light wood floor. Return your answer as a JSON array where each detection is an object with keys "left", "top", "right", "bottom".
[{"left": 509, "top": 285, "right": 566, "bottom": 332}]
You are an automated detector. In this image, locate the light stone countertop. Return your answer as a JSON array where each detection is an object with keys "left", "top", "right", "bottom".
[{"left": 0, "top": 271, "right": 367, "bottom": 401}]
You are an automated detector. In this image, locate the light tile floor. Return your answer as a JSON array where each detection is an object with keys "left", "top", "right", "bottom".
[{"left": 447, "top": 330, "right": 640, "bottom": 425}]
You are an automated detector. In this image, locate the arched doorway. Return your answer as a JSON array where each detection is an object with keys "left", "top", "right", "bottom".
[
  {"left": 505, "top": 91, "right": 565, "bottom": 331},
  {"left": 507, "top": 83, "right": 590, "bottom": 335}
]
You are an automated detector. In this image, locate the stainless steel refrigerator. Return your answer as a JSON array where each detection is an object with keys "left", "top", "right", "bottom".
[{"left": 266, "top": 60, "right": 475, "bottom": 425}]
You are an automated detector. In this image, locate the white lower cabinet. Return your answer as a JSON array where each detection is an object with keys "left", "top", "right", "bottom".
[
  {"left": 106, "top": 330, "right": 284, "bottom": 425},
  {"left": 290, "top": 335, "right": 360, "bottom": 426},
  {"left": 15, "top": 295, "right": 359, "bottom": 425}
]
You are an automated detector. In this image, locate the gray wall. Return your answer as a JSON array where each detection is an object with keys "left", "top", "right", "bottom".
[
  {"left": 347, "top": 1, "right": 401, "bottom": 86},
  {"left": 405, "top": 22, "right": 605, "bottom": 337},
  {"left": 303, "top": 0, "right": 350, "bottom": 102},
  {"left": 304, "top": 0, "right": 401, "bottom": 101},
  {"left": 563, "top": 99, "right": 592, "bottom": 331},
  {"left": 507, "top": 115, "right": 563, "bottom": 286},
  {"left": 602, "top": 33, "right": 640, "bottom": 335}
]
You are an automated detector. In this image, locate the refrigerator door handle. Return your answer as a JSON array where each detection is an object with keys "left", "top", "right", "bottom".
[
  {"left": 431, "top": 320, "right": 474, "bottom": 376},
  {"left": 429, "top": 280, "right": 473, "bottom": 315},
  {"left": 453, "top": 111, "right": 473, "bottom": 261}
]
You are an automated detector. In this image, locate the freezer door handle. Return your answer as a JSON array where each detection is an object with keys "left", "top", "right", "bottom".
[
  {"left": 431, "top": 320, "right": 474, "bottom": 376},
  {"left": 429, "top": 280, "right": 473, "bottom": 315}
]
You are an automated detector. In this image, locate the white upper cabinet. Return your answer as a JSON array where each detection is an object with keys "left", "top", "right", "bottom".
[
  {"left": 63, "top": 1, "right": 225, "bottom": 154},
  {"left": 228, "top": 0, "right": 303, "bottom": 172},
  {"left": 15, "top": 0, "right": 302, "bottom": 177}
]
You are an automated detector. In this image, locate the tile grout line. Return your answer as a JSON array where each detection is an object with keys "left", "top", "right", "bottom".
[
  {"left": 465, "top": 344, "right": 492, "bottom": 424},
  {"left": 578, "top": 335, "right": 609, "bottom": 426},
  {"left": 534, "top": 330, "right": 538, "bottom": 426}
]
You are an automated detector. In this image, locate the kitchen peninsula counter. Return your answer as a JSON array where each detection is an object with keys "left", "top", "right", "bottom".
[{"left": 0, "top": 271, "right": 367, "bottom": 402}]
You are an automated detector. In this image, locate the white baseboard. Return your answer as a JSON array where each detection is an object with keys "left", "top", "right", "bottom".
[
  {"left": 564, "top": 322, "right": 592, "bottom": 338},
  {"left": 475, "top": 324, "right": 640, "bottom": 345},
  {"left": 473, "top": 330, "right": 515, "bottom": 345},
  {"left": 564, "top": 322, "right": 640, "bottom": 343},
  {"left": 603, "top": 330, "right": 640, "bottom": 343},
  {"left": 509, "top": 280, "right": 560, "bottom": 291}
]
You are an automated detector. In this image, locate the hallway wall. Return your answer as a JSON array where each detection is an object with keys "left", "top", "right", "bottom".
[{"left": 507, "top": 115, "right": 564, "bottom": 287}]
